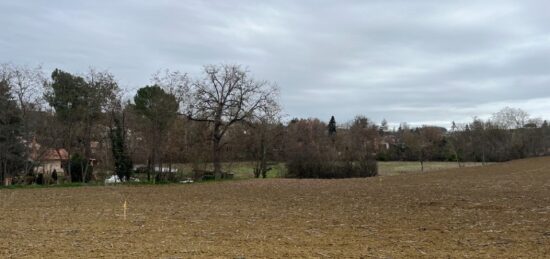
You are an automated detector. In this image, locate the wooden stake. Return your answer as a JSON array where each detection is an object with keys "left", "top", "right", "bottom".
[{"left": 123, "top": 200, "right": 127, "bottom": 220}]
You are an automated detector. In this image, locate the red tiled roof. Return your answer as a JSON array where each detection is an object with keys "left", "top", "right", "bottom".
[{"left": 35, "top": 148, "right": 69, "bottom": 161}]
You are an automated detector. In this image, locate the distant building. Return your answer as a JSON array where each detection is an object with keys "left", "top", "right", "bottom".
[
  {"left": 27, "top": 138, "right": 68, "bottom": 175},
  {"left": 32, "top": 148, "right": 69, "bottom": 175}
]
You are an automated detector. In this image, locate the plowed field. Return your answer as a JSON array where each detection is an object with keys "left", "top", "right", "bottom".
[{"left": 1, "top": 157, "right": 549, "bottom": 258}]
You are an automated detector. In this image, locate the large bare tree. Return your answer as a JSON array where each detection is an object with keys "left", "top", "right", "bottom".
[
  {"left": 151, "top": 69, "right": 191, "bottom": 109},
  {"left": 187, "top": 64, "right": 278, "bottom": 179},
  {"left": 249, "top": 96, "right": 281, "bottom": 178},
  {"left": 491, "top": 107, "right": 529, "bottom": 130}
]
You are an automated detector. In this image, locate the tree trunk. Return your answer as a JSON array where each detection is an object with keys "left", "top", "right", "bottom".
[
  {"left": 260, "top": 138, "right": 268, "bottom": 178},
  {"left": 82, "top": 118, "right": 93, "bottom": 183},
  {"left": 212, "top": 138, "right": 222, "bottom": 180},
  {"left": 481, "top": 146, "right": 486, "bottom": 166},
  {"left": 66, "top": 150, "right": 72, "bottom": 183},
  {"left": 65, "top": 123, "right": 74, "bottom": 183},
  {"left": 147, "top": 156, "right": 151, "bottom": 182},
  {"left": 81, "top": 160, "right": 85, "bottom": 183},
  {"left": 420, "top": 149, "right": 424, "bottom": 173},
  {"left": 158, "top": 160, "right": 163, "bottom": 181},
  {"left": 1, "top": 160, "right": 5, "bottom": 184},
  {"left": 151, "top": 151, "right": 156, "bottom": 181},
  {"left": 253, "top": 164, "right": 261, "bottom": 178},
  {"left": 212, "top": 120, "right": 223, "bottom": 179},
  {"left": 453, "top": 148, "right": 461, "bottom": 168}
]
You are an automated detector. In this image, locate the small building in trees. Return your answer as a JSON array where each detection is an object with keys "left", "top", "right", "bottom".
[
  {"left": 30, "top": 143, "right": 69, "bottom": 175},
  {"left": 379, "top": 135, "right": 398, "bottom": 150}
]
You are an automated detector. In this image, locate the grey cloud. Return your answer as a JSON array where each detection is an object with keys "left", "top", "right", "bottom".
[{"left": 1, "top": 0, "right": 549, "bottom": 127}]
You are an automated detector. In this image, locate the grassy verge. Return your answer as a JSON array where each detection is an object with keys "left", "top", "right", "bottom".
[
  {"left": 378, "top": 161, "right": 491, "bottom": 176},
  {"left": 1, "top": 161, "right": 491, "bottom": 189}
]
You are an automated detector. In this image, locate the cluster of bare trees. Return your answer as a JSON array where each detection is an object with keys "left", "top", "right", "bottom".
[
  {"left": 377, "top": 107, "right": 550, "bottom": 170},
  {"left": 446, "top": 108, "right": 550, "bottom": 164},
  {"left": 284, "top": 117, "right": 379, "bottom": 178},
  {"left": 1, "top": 61, "right": 550, "bottom": 184},
  {"left": 1, "top": 64, "right": 46, "bottom": 184}
]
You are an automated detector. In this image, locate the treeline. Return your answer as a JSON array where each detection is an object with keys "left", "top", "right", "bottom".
[
  {"left": 377, "top": 109, "right": 550, "bottom": 169},
  {"left": 0, "top": 63, "right": 549, "bottom": 184}
]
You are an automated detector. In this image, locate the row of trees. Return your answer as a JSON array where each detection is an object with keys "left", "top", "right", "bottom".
[
  {"left": 377, "top": 107, "right": 550, "bottom": 170},
  {"left": 446, "top": 109, "right": 550, "bottom": 164},
  {"left": 0, "top": 62, "right": 549, "bottom": 183},
  {"left": 0, "top": 63, "right": 281, "bottom": 183}
]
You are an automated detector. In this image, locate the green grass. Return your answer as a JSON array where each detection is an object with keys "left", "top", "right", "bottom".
[
  {"left": 378, "top": 161, "right": 490, "bottom": 176},
  {"left": 0, "top": 182, "right": 90, "bottom": 189},
  {"left": 2, "top": 161, "right": 491, "bottom": 190},
  {"left": 168, "top": 162, "right": 286, "bottom": 179},
  {"left": 169, "top": 161, "right": 489, "bottom": 179}
]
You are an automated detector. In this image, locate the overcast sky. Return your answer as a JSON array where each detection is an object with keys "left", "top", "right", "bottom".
[{"left": 1, "top": 0, "right": 549, "bottom": 127}]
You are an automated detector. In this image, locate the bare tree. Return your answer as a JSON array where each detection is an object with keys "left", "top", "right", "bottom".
[
  {"left": 187, "top": 64, "right": 279, "bottom": 179},
  {"left": 491, "top": 107, "right": 529, "bottom": 129},
  {"left": 402, "top": 126, "right": 444, "bottom": 172},
  {"left": 347, "top": 116, "right": 380, "bottom": 158},
  {"left": 249, "top": 97, "right": 282, "bottom": 178},
  {"left": 151, "top": 69, "right": 191, "bottom": 110},
  {"left": 448, "top": 121, "right": 468, "bottom": 167},
  {"left": 0, "top": 63, "right": 46, "bottom": 177}
]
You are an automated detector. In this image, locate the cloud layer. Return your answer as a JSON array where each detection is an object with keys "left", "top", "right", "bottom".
[{"left": 2, "top": 0, "right": 549, "bottom": 126}]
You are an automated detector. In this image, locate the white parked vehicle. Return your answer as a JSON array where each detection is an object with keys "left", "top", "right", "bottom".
[
  {"left": 104, "top": 175, "right": 122, "bottom": 184},
  {"left": 180, "top": 178, "right": 194, "bottom": 184},
  {"left": 104, "top": 175, "right": 140, "bottom": 184}
]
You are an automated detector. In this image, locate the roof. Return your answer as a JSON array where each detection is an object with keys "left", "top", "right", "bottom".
[{"left": 33, "top": 148, "right": 69, "bottom": 161}]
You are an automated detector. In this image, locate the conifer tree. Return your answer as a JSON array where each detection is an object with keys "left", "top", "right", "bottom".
[
  {"left": 0, "top": 79, "right": 26, "bottom": 183},
  {"left": 110, "top": 115, "right": 133, "bottom": 182},
  {"left": 328, "top": 116, "right": 337, "bottom": 137}
]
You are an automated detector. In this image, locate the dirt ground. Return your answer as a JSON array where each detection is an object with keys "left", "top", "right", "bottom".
[{"left": 1, "top": 157, "right": 549, "bottom": 258}]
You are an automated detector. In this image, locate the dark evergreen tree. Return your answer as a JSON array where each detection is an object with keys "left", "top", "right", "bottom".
[
  {"left": 110, "top": 115, "right": 133, "bottom": 181},
  {"left": 0, "top": 79, "right": 27, "bottom": 183},
  {"left": 133, "top": 85, "right": 178, "bottom": 181},
  {"left": 380, "top": 118, "right": 389, "bottom": 133},
  {"left": 66, "top": 153, "right": 92, "bottom": 182},
  {"left": 328, "top": 116, "right": 337, "bottom": 137},
  {"left": 36, "top": 173, "right": 44, "bottom": 185}
]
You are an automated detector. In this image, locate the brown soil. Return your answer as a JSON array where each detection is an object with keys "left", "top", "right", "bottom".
[{"left": 1, "top": 157, "right": 550, "bottom": 258}]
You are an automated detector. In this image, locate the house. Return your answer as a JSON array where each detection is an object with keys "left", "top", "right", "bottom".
[
  {"left": 28, "top": 137, "right": 100, "bottom": 175},
  {"left": 379, "top": 135, "right": 398, "bottom": 151},
  {"left": 28, "top": 138, "right": 69, "bottom": 175},
  {"left": 32, "top": 148, "right": 69, "bottom": 175}
]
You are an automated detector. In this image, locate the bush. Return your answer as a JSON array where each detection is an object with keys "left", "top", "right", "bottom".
[
  {"left": 357, "top": 159, "right": 378, "bottom": 177},
  {"left": 286, "top": 158, "right": 378, "bottom": 179},
  {"left": 376, "top": 151, "right": 389, "bottom": 161},
  {"left": 51, "top": 170, "right": 58, "bottom": 182},
  {"left": 64, "top": 154, "right": 93, "bottom": 183},
  {"left": 155, "top": 171, "right": 178, "bottom": 183},
  {"left": 35, "top": 173, "right": 44, "bottom": 185}
]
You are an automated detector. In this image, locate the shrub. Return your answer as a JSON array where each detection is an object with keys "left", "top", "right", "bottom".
[
  {"left": 357, "top": 159, "right": 378, "bottom": 177},
  {"left": 65, "top": 154, "right": 93, "bottom": 183},
  {"left": 35, "top": 173, "right": 44, "bottom": 185},
  {"left": 286, "top": 158, "right": 378, "bottom": 179},
  {"left": 155, "top": 171, "right": 178, "bottom": 183},
  {"left": 51, "top": 170, "right": 58, "bottom": 182}
]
